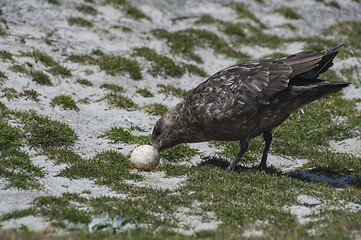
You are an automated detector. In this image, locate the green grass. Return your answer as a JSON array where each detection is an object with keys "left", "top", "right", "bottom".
[
  {"left": 0, "top": 50, "right": 13, "bottom": 61},
  {"left": 51, "top": 95, "right": 79, "bottom": 111},
  {"left": 97, "top": 55, "right": 142, "bottom": 80},
  {"left": 274, "top": 7, "right": 302, "bottom": 19},
  {"left": 21, "top": 89, "right": 40, "bottom": 101},
  {"left": 67, "top": 54, "right": 96, "bottom": 64},
  {"left": 22, "top": 50, "right": 71, "bottom": 76},
  {"left": 152, "top": 28, "right": 241, "bottom": 63},
  {"left": 67, "top": 17, "right": 93, "bottom": 28},
  {"left": 1, "top": 88, "right": 19, "bottom": 100},
  {"left": 34, "top": 195, "right": 90, "bottom": 224},
  {"left": 340, "top": 65, "right": 360, "bottom": 87},
  {"left": 142, "top": 103, "right": 168, "bottom": 116},
  {"left": 0, "top": 207, "right": 37, "bottom": 221},
  {"left": 76, "top": 78, "right": 93, "bottom": 86},
  {"left": 195, "top": 18, "right": 284, "bottom": 50},
  {"left": 22, "top": 50, "right": 57, "bottom": 67},
  {"left": 0, "top": 122, "right": 22, "bottom": 150},
  {"left": 48, "top": 65, "right": 72, "bottom": 77},
  {"left": 59, "top": 150, "right": 142, "bottom": 190},
  {"left": 195, "top": 15, "right": 217, "bottom": 25},
  {"left": 136, "top": 88, "right": 154, "bottom": 97},
  {"left": 325, "top": 1, "right": 340, "bottom": 9},
  {"left": 99, "top": 126, "right": 150, "bottom": 145},
  {"left": 16, "top": 111, "right": 78, "bottom": 149},
  {"left": 0, "top": 149, "right": 45, "bottom": 189},
  {"left": 303, "top": 21, "right": 361, "bottom": 58},
  {"left": 45, "top": 0, "right": 60, "bottom": 5},
  {"left": 160, "top": 144, "right": 199, "bottom": 162},
  {"left": 100, "top": 83, "right": 124, "bottom": 92},
  {"left": 29, "top": 70, "right": 52, "bottom": 85},
  {"left": 104, "top": 0, "right": 151, "bottom": 21},
  {"left": 0, "top": 71, "right": 7, "bottom": 83},
  {"left": 9, "top": 64, "right": 27, "bottom": 74},
  {"left": 104, "top": 92, "right": 138, "bottom": 109},
  {"left": 133, "top": 47, "right": 184, "bottom": 77},
  {"left": 227, "top": 2, "right": 266, "bottom": 28},
  {"left": 157, "top": 84, "right": 191, "bottom": 99},
  {"left": 75, "top": 4, "right": 98, "bottom": 15}
]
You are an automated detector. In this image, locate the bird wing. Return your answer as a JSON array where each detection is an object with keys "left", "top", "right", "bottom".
[{"left": 185, "top": 49, "right": 334, "bottom": 123}]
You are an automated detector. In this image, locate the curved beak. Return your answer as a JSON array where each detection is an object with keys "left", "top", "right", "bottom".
[{"left": 153, "top": 141, "right": 160, "bottom": 152}]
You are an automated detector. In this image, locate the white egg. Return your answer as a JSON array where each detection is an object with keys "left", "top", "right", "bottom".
[{"left": 130, "top": 145, "right": 160, "bottom": 170}]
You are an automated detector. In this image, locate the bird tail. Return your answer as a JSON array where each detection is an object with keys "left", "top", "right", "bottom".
[
  {"left": 297, "top": 44, "right": 345, "bottom": 79},
  {"left": 290, "top": 78, "right": 350, "bottom": 105}
]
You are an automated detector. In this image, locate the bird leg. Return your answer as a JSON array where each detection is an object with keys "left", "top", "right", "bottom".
[
  {"left": 258, "top": 130, "right": 273, "bottom": 169},
  {"left": 226, "top": 139, "right": 249, "bottom": 171}
]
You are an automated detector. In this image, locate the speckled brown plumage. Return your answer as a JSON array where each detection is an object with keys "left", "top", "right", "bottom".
[{"left": 151, "top": 44, "right": 350, "bottom": 170}]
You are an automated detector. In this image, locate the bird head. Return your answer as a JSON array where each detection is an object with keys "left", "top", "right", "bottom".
[{"left": 150, "top": 103, "right": 186, "bottom": 152}]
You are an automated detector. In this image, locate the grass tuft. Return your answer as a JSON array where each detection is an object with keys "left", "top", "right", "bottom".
[
  {"left": 34, "top": 195, "right": 90, "bottom": 224},
  {"left": 100, "top": 126, "right": 150, "bottom": 145},
  {"left": 21, "top": 89, "right": 40, "bottom": 101},
  {"left": 274, "top": 7, "right": 302, "bottom": 19},
  {"left": 227, "top": 2, "right": 266, "bottom": 28},
  {"left": 67, "top": 17, "right": 93, "bottom": 28},
  {"left": 104, "top": 92, "right": 138, "bottom": 109},
  {"left": 142, "top": 103, "right": 168, "bottom": 116},
  {"left": 0, "top": 122, "right": 22, "bottom": 150},
  {"left": 157, "top": 84, "right": 191, "bottom": 99},
  {"left": 133, "top": 47, "right": 184, "bottom": 77},
  {"left": 59, "top": 150, "right": 142, "bottom": 190},
  {"left": 0, "top": 50, "right": 14, "bottom": 61},
  {"left": 50, "top": 95, "right": 79, "bottom": 111},
  {"left": 75, "top": 4, "right": 98, "bottom": 15},
  {"left": 161, "top": 144, "right": 199, "bottom": 162},
  {"left": 76, "top": 78, "right": 93, "bottom": 86},
  {"left": 0, "top": 149, "right": 45, "bottom": 189},
  {"left": 136, "top": 88, "right": 154, "bottom": 98},
  {"left": 100, "top": 83, "right": 124, "bottom": 92},
  {"left": 29, "top": 70, "right": 52, "bottom": 86},
  {"left": 17, "top": 112, "right": 78, "bottom": 149},
  {"left": 97, "top": 55, "right": 142, "bottom": 80},
  {"left": 104, "top": 0, "right": 151, "bottom": 21},
  {"left": 152, "top": 28, "right": 241, "bottom": 63}
]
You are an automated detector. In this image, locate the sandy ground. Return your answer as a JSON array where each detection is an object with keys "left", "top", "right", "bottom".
[{"left": 0, "top": 0, "right": 361, "bottom": 235}]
